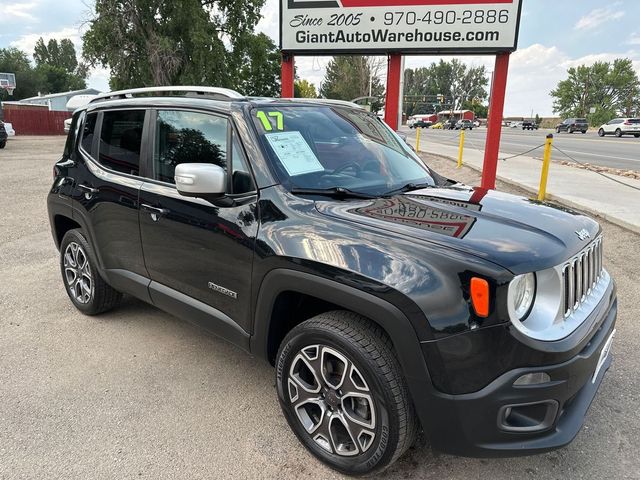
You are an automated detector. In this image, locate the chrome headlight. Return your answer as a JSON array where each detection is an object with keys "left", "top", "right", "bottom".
[{"left": 508, "top": 273, "right": 536, "bottom": 321}]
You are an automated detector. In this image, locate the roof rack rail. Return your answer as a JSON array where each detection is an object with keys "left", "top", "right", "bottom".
[
  {"left": 288, "top": 98, "right": 366, "bottom": 109},
  {"left": 90, "top": 86, "right": 245, "bottom": 104}
]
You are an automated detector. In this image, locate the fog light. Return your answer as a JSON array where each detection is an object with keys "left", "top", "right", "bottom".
[{"left": 513, "top": 372, "right": 551, "bottom": 386}]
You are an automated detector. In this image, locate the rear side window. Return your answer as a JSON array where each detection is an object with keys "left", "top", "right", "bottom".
[
  {"left": 154, "top": 110, "right": 227, "bottom": 184},
  {"left": 80, "top": 113, "right": 97, "bottom": 155},
  {"left": 99, "top": 110, "right": 145, "bottom": 175},
  {"left": 576, "top": 118, "right": 587, "bottom": 122},
  {"left": 629, "top": 119, "right": 640, "bottom": 124}
]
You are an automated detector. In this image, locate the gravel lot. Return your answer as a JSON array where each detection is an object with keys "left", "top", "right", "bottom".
[{"left": 1, "top": 136, "right": 639, "bottom": 479}]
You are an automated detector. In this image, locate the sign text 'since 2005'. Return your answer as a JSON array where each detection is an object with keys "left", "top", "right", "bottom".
[{"left": 280, "top": 0, "right": 523, "bottom": 55}]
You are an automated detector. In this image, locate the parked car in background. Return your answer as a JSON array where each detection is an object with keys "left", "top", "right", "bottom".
[
  {"left": 431, "top": 121, "right": 444, "bottom": 129},
  {"left": 473, "top": 120, "right": 481, "bottom": 128},
  {"left": 597, "top": 118, "right": 640, "bottom": 138},
  {"left": 3, "top": 122, "right": 15, "bottom": 136},
  {"left": 412, "top": 119, "right": 432, "bottom": 129},
  {"left": 443, "top": 119, "right": 458, "bottom": 130},
  {"left": 0, "top": 121, "right": 8, "bottom": 148},
  {"left": 455, "top": 119, "right": 474, "bottom": 130},
  {"left": 522, "top": 120, "right": 538, "bottom": 131},
  {"left": 556, "top": 118, "right": 588, "bottom": 134},
  {"left": 64, "top": 118, "right": 73, "bottom": 134},
  {"left": 510, "top": 121, "right": 523, "bottom": 129}
]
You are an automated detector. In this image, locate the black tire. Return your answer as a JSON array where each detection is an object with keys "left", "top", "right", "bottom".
[
  {"left": 0, "top": 141, "right": 6, "bottom": 149},
  {"left": 582, "top": 130, "right": 587, "bottom": 134},
  {"left": 59, "top": 229, "right": 122, "bottom": 315},
  {"left": 276, "top": 311, "right": 418, "bottom": 476},
  {"left": 598, "top": 128, "right": 605, "bottom": 137},
  {"left": 556, "top": 127, "right": 561, "bottom": 134},
  {"left": 635, "top": 134, "right": 640, "bottom": 138},
  {"left": 615, "top": 129, "right": 623, "bottom": 138}
]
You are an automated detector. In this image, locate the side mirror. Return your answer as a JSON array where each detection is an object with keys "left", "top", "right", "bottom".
[{"left": 175, "top": 163, "right": 226, "bottom": 202}]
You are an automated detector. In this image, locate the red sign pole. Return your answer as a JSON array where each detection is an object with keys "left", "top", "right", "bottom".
[
  {"left": 281, "top": 53, "right": 295, "bottom": 98},
  {"left": 384, "top": 53, "right": 402, "bottom": 131},
  {"left": 481, "top": 52, "right": 510, "bottom": 190}
]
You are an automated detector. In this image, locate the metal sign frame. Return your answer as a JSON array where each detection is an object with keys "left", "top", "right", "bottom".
[{"left": 280, "top": 0, "right": 524, "bottom": 56}]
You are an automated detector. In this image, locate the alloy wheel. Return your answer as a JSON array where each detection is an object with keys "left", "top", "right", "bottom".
[
  {"left": 287, "top": 345, "right": 377, "bottom": 457},
  {"left": 63, "top": 242, "right": 93, "bottom": 304}
]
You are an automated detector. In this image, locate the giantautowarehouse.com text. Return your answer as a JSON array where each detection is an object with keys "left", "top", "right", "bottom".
[{"left": 295, "top": 28, "right": 500, "bottom": 45}]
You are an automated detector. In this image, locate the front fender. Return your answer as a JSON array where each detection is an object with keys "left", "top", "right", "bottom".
[{"left": 251, "top": 268, "right": 437, "bottom": 432}]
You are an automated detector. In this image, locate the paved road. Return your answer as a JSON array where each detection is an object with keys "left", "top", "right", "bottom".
[
  {"left": 401, "top": 127, "right": 640, "bottom": 171},
  {"left": 1, "top": 136, "right": 639, "bottom": 479}
]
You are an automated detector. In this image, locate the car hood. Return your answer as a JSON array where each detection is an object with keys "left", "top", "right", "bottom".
[{"left": 314, "top": 185, "right": 600, "bottom": 274}]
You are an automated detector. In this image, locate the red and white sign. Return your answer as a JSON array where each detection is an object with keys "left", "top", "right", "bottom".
[{"left": 281, "top": 0, "right": 522, "bottom": 54}]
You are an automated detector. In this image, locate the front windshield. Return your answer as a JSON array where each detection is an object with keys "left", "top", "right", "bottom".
[{"left": 251, "top": 106, "right": 436, "bottom": 196}]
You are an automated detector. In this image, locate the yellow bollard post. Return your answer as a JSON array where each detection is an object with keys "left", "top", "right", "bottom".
[
  {"left": 457, "top": 128, "right": 465, "bottom": 168},
  {"left": 415, "top": 126, "right": 421, "bottom": 153},
  {"left": 538, "top": 134, "right": 554, "bottom": 201}
]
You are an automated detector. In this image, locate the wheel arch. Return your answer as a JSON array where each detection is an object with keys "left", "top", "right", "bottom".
[
  {"left": 251, "top": 269, "right": 435, "bottom": 427},
  {"left": 52, "top": 214, "right": 82, "bottom": 249}
]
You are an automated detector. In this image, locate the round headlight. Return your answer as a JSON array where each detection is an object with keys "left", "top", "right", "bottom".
[{"left": 509, "top": 273, "right": 536, "bottom": 320}]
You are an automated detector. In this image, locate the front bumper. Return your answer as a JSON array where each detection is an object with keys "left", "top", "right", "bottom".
[{"left": 418, "top": 290, "right": 617, "bottom": 457}]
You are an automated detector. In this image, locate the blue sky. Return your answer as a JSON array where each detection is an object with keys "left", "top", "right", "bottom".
[{"left": 1, "top": 0, "right": 639, "bottom": 116}]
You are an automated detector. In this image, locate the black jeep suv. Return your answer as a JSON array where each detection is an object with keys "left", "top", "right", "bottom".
[
  {"left": 48, "top": 87, "right": 617, "bottom": 476},
  {"left": 557, "top": 118, "right": 588, "bottom": 134}
]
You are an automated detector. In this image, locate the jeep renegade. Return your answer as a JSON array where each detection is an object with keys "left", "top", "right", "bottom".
[{"left": 48, "top": 87, "right": 617, "bottom": 476}]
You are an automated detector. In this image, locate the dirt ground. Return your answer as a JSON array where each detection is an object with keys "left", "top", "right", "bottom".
[{"left": 1, "top": 136, "right": 639, "bottom": 479}]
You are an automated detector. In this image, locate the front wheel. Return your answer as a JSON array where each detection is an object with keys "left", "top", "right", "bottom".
[
  {"left": 0, "top": 141, "right": 6, "bottom": 149},
  {"left": 556, "top": 127, "right": 561, "bottom": 133},
  {"left": 615, "top": 129, "right": 623, "bottom": 137},
  {"left": 60, "top": 229, "right": 122, "bottom": 315},
  {"left": 276, "top": 311, "right": 418, "bottom": 476},
  {"left": 635, "top": 134, "right": 640, "bottom": 138},
  {"left": 598, "top": 129, "right": 605, "bottom": 137}
]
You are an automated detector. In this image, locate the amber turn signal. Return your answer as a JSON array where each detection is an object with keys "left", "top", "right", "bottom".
[{"left": 470, "top": 277, "right": 490, "bottom": 318}]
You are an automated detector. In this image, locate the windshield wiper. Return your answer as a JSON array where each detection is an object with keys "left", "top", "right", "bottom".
[
  {"left": 290, "top": 187, "right": 378, "bottom": 200},
  {"left": 382, "top": 182, "right": 435, "bottom": 197}
]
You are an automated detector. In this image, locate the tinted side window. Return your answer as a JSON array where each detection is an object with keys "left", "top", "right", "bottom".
[
  {"left": 80, "top": 113, "right": 97, "bottom": 155},
  {"left": 154, "top": 110, "right": 227, "bottom": 184},
  {"left": 99, "top": 110, "right": 145, "bottom": 175}
]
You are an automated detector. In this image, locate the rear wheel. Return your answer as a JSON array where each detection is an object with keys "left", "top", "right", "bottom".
[
  {"left": 598, "top": 128, "right": 605, "bottom": 137},
  {"left": 276, "top": 311, "right": 418, "bottom": 476},
  {"left": 0, "top": 141, "right": 6, "bottom": 149},
  {"left": 556, "top": 127, "right": 561, "bottom": 134},
  {"left": 60, "top": 229, "right": 122, "bottom": 315},
  {"left": 582, "top": 130, "right": 587, "bottom": 134},
  {"left": 615, "top": 129, "right": 623, "bottom": 138},
  {"left": 635, "top": 134, "right": 640, "bottom": 138}
]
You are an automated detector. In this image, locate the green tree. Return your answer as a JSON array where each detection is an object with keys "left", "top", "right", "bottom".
[
  {"left": 462, "top": 99, "right": 488, "bottom": 118},
  {"left": 551, "top": 58, "right": 640, "bottom": 126},
  {"left": 294, "top": 79, "right": 317, "bottom": 98},
  {"left": 0, "top": 48, "right": 42, "bottom": 100},
  {"left": 320, "top": 56, "right": 384, "bottom": 105},
  {"left": 231, "top": 32, "right": 280, "bottom": 97},
  {"left": 404, "top": 60, "right": 488, "bottom": 117},
  {"left": 82, "top": 0, "right": 272, "bottom": 94},
  {"left": 33, "top": 38, "right": 88, "bottom": 94}
]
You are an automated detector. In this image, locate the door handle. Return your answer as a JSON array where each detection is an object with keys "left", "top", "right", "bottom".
[
  {"left": 141, "top": 203, "right": 170, "bottom": 221},
  {"left": 78, "top": 184, "right": 99, "bottom": 194}
]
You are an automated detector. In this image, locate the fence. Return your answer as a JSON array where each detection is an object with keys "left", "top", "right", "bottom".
[{"left": 3, "top": 109, "right": 71, "bottom": 135}]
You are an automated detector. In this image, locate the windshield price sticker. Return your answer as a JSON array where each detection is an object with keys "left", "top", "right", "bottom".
[
  {"left": 265, "top": 131, "right": 325, "bottom": 176},
  {"left": 281, "top": 0, "right": 523, "bottom": 54}
]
